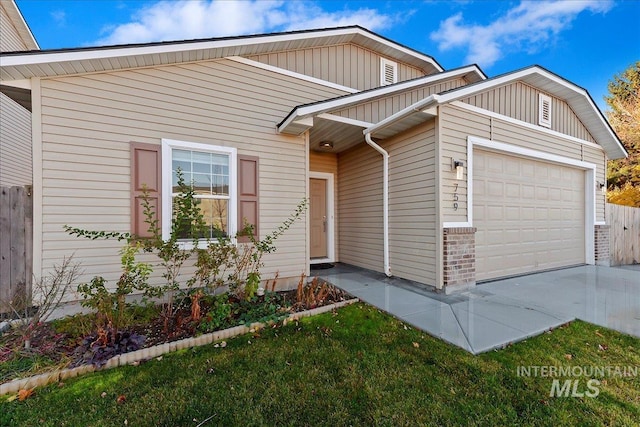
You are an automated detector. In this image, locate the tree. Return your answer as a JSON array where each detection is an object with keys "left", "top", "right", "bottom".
[{"left": 605, "top": 61, "right": 640, "bottom": 207}]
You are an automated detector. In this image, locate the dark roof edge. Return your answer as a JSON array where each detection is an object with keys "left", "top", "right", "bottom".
[
  {"left": 0, "top": 25, "right": 438, "bottom": 71},
  {"left": 437, "top": 64, "right": 626, "bottom": 157}
]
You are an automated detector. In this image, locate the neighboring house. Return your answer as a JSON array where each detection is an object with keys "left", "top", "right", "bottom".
[
  {"left": 0, "top": 0, "right": 38, "bottom": 186},
  {"left": 0, "top": 23, "right": 626, "bottom": 296}
]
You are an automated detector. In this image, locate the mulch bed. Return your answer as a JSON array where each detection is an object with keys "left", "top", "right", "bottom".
[{"left": 1, "top": 284, "right": 351, "bottom": 383}]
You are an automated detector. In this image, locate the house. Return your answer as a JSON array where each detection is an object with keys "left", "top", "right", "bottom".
[
  {"left": 0, "top": 15, "right": 627, "bottom": 297},
  {"left": 0, "top": 0, "right": 38, "bottom": 187}
]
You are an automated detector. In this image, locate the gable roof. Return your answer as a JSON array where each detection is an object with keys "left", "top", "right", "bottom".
[
  {"left": 278, "top": 64, "right": 486, "bottom": 134},
  {"left": 0, "top": 0, "right": 39, "bottom": 51},
  {"left": 363, "top": 65, "right": 627, "bottom": 160},
  {"left": 0, "top": 25, "right": 441, "bottom": 81}
]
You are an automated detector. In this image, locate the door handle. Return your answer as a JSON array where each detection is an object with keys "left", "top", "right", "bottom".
[{"left": 323, "top": 216, "right": 327, "bottom": 232}]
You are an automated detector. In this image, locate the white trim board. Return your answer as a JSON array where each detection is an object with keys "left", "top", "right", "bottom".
[
  {"left": 309, "top": 171, "right": 336, "bottom": 264},
  {"left": 316, "top": 113, "right": 373, "bottom": 128},
  {"left": 278, "top": 66, "right": 482, "bottom": 134},
  {"left": 461, "top": 135, "right": 597, "bottom": 265},
  {"left": 228, "top": 56, "right": 358, "bottom": 94}
]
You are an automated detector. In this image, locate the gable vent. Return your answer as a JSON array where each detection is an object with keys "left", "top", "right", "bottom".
[
  {"left": 381, "top": 58, "right": 397, "bottom": 86},
  {"left": 538, "top": 93, "right": 552, "bottom": 128}
]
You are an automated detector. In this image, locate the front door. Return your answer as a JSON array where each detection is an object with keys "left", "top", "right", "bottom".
[{"left": 310, "top": 178, "right": 328, "bottom": 259}]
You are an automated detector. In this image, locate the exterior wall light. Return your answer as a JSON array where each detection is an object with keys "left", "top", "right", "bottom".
[
  {"left": 319, "top": 141, "right": 334, "bottom": 149},
  {"left": 453, "top": 159, "right": 465, "bottom": 180},
  {"left": 597, "top": 181, "right": 606, "bottom": 195}
]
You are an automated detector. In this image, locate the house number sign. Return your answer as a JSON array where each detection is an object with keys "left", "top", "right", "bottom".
[{"left": 453, "top": 183, "right": 459, "bottom": 211}]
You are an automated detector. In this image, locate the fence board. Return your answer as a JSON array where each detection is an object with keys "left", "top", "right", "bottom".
[
  {"left": 0, "top": 186, "right": 33, "bottom": 314},
  {"left": 608, "top": 203, "right": 640, "bottom": 266},
  {"left": 0, "top": 187, "right": 11, "bottom": 312}
]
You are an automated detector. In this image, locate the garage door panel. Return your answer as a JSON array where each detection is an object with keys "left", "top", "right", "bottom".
[
  {"left": 474, "top": 149, "right": 585, "bottom": 281},
  {"left": 505, "top": 183, "right": 520, "bottom": 197}
]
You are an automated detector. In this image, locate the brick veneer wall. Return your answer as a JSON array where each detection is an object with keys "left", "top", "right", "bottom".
[
  {"left": 443, "top": 227, "right": 477, "bottom": 293},
  {"left": 594, "top": 224, "right": 610, "bottom": 266}
]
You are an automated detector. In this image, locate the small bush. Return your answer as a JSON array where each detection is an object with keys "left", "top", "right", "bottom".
[
  {"left": 233, "top": 292, "right": 289, "bottom": 325},
  {"left": 73, "top": 328, "right": 146, "bottom": 368},
  {"left": 197, "top": 294, "right": 232, "bottom": 333}
]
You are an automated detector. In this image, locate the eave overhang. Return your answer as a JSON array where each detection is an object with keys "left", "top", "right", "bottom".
[
  {"left": 1, "top": 0, "right": 39, "bottom": 51},
  {"left": 0, "top": 26, "right": 442, "bottom": 81},
  {"left": 278, "top": 65, "right": 485, "bottom": 136},
  {"left": 432, "top": 65, "right": 627, "bottom": 160}
]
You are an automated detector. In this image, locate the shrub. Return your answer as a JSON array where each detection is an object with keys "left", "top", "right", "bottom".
[
  {"left": 295, "top": 275, "right": 330, "bottom": 310},
  {"left": 1, "top": 256, "right": 81, "bottom": 350},
  {"left": 77, "top": 242, "right": 158, "bottom": 339}
]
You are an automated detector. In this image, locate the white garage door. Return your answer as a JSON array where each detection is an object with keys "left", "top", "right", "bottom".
[{"left": 474, "top": 149, "right": 585, "bottom": 281}]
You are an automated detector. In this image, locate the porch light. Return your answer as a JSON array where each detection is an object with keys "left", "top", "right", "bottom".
[
  {"left": 453, "top": 159, "right": 465, "bottom": 180},
  {"left": 319, "top": 140, "right": 334, "bottom": 149},
  {"left": 597, "top": 181, "right": 606, "bottom": 195}
]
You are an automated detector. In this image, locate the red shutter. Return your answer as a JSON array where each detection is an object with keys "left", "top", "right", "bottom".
[
  {"left": 237, "top": 155, "right": 259, "bottom": 243},
  {"left": 131, "top": 142, "right": 161, "bottom": 238}
]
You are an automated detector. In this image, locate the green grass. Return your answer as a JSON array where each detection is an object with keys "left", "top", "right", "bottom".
[{"left": 1, "top": 303, "right": 638, "bottom": 426}]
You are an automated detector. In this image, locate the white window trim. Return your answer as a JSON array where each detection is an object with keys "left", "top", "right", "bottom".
[
  {"left": 380, "top": 57, "right": 398, "bottom": 86},
  {"left": 538, "top": 93, "right": 552, "bottom": 128},
  {"left": 444, "top": 136, "right": 596, "bottom": 264},
  {"left": 161, "top": 138, "right": 237, "bottom": 248}
]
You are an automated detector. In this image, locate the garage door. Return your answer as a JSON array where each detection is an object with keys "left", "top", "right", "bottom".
[{"left": 474, "top": 149, "right": 585, "bottom": 281}]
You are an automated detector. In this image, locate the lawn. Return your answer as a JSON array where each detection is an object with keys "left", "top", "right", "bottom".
[{"left": 1, "top": 303, "right": 638, "bottom": 426}]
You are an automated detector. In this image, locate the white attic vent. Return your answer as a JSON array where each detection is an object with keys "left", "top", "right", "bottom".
[
  {"left": 381, "top": 58, "right": 397, "bottom": 86},
  {"left": 538, "top": 93, "right": 552, "bottom": 128}
]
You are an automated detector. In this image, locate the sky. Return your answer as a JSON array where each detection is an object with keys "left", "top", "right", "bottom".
[{"left": 13, "top": 0, "right": 640, "bottom": 112}]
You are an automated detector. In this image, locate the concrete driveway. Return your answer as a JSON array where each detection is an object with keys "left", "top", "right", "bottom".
[{"left": 316, "top": 264, "right": 640, "bottom": 354}]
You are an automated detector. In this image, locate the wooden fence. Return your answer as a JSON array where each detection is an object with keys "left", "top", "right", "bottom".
[
  {"left": 0, "top": 186, "right": 33, "bottom": 314},
  {"left": 608, "top": 203, "right": 640, "bottom": 266}
]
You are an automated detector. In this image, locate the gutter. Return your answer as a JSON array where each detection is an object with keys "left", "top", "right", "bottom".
[{"left": 363, "top": 132, "right": 392, "bottom": 277}]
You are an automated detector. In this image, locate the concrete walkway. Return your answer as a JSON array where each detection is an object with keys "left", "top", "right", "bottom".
[{"left": 314, "top": 264, "right": 640, "bottom": 354}]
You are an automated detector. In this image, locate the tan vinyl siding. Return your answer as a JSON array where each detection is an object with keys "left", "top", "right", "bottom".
[
  {"left": 309, "top": 150, "right": 339, "bottom": 260},
  {"left": 247, "top": 43, "right": 426, "bottom": 91},
  {"left": 0, "top": 92, "right": 31, "bottom": 186},
  {"left": 338, "top": 143, "right": 383, "bottom": 271},
  {"left": 338, "top": 122, "right": 437, "bottom": 284},
  {"left": 583, "top": 145, "right": 606, "bottom": 222},
  {"left": 38, "top": 58, "right": 347, "bottom": 290},
  {"left": 460, "top": 81, "right": 596, "bottom": 142},
  {"left": 440, "top": 104, "right": 606, "bottom": 224},
  {"left": 332, "top": 78, "right": 467, "bottom": 123},
  {"left": 440, "top": 105, "right": 490, "bottom": 223},
  {"left": 387, "top": 122, "right": 437, "bottom": 284},
  {"left": 0, "top": 3, "right": 28, "bottom": 52}
]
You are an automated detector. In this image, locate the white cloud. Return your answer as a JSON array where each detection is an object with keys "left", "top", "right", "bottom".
[
  {"left": 96, "top": 0, "right": 397, "bottom": 46},
  {"left": 51, "top": 10, "right": 66, "bottom": 26},
  {"left": 430, "top": 0, "right": 614, "bottom": 67}
]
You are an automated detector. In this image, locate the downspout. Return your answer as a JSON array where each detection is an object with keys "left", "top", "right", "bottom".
[{"left": 364, "top": 131, "right": 392, "bottom": 277}]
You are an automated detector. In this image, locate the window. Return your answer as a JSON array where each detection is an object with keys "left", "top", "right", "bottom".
[
  {"left": 538, "top": 93, "right": 552, "bottom": 128},
  {"left": 162, "top": 139, "right": 237, "bottom": 242},
  {"left": 380, "top": 58, "right": 397, "bottom": 86}
]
